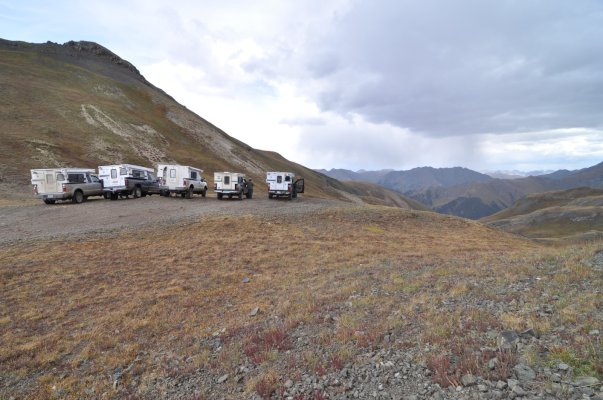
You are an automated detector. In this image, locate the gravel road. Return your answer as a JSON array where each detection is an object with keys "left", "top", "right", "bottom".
[{"left": 0, "top": 195, "right": 346, "bottom": 245}]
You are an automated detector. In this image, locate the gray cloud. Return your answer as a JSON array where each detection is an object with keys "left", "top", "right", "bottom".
[{"left": 290, "top": 0, "right": 603, "bottom": 137}]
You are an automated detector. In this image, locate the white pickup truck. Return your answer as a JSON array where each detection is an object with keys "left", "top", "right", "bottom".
[
  {"left": 266, "top": 172, "right": 304, "bottom": 199},
  {"left": 157, "top": 164, "right": 208, "bottom": 198},
  {"left": 213, "top": 172, "right": 252, "bottom": 200},
  {"left": 31, "top": 168, "right": 104, "bottom": 204}
]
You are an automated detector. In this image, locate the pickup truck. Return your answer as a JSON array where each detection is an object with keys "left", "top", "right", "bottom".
[
  {"left": 31, "top": 168, "right": 104, "bottom": 204},
  {"left": 98, "top": 164, "right": 160, "bottom": 200},
  {"left": 214, "top": 172, "right": 252, "bottom": 199},
  {"left": 266, "top": 172, "right": 304, "bottom": 199},
  {"left": 157, "top": 164, "right": 208, "bottom": 198}
]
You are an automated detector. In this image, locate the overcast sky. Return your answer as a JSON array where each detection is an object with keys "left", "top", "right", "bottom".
[{"left": 3, "top": 0, "right": 603, "bottom": 172}]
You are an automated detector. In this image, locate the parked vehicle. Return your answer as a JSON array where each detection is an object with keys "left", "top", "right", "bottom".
[
  {"left": 266, "top": 172, "right": 304, "bottom": 199},
  {"left": 157, "top": 164, "right": 208, "bottom": 198},
  {"left": 31, "top": 168, "right": 103, "bottom": 204},
  {"left": 213, "top": 172, "right": 252, "bottom": 199},
  {"left": 98, "top": 164, "right": 160, "bottom": 200}
]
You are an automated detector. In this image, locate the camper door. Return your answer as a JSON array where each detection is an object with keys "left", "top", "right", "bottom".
[{"left": 294, "top": 178, "right": 305, "bottom": 194}]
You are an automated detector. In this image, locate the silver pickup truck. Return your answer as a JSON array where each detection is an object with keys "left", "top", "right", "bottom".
[{"left": 31, "top": 168, "right": 104, "bottom": 204}]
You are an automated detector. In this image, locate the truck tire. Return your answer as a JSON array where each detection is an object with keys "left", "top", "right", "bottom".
[
  {"left": 228, "top": 194, "right": 233, "bottom": 199},
  {"left": 185, "top": 187, "right": 193, "bottom": 199},
  {"left": 133, "top": 186, "right": 142, "bottom": 198},
  {"left": 217, "top": 193, "right": 223, "bottom": 200},
  {"left": 43, "top": 199, "right": 55, "bottom": 205},
  {"left": 201, "top": 188, "right": 207, "bottom": 197},
  {"left": 269, "top": 193, "right": 273, "bottom": 199},
  {"left": 103, "top": 192, "right": 109, "bottom": 199},
  {"left": 72, "top": 190, "right": 84, "bottom": 204}
]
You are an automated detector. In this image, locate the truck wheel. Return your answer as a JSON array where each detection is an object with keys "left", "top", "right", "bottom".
[
  {"left": 43, "top": 199, "right": 55, "bottom": 205},
  {"left": 217, "top": 193, "right": 223, "bottom": 200},
  {"left": 228, "top": 194, "right": 233, "bottom": 199},
  {"left": 72, "top": 190, "right": 84, "bottom": 204},
  {"left": 268, "top": 193, "right": 273, "bottom": 199},
  {"left": 110, "top": 193, "right": 118, "bottom": 200},
  {"left": 133, "top": 186, "right": 142, "bottom": 198},
  {"left": 185, "top": 187, "right": 193, "bottom": 199},
  {"left": 201, "top": 188, "right": 207, "bottom": 197},
  {"left": 103, "top": 192, "right": 110, "bottom": 199}
]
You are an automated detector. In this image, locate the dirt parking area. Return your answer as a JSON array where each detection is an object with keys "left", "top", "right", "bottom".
[{"left": 0, "top": 195, "right": 346, "bottom": 245}]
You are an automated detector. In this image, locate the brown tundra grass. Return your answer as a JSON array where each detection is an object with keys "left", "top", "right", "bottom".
[{"left": 0, "top": 205, "right": 601, "bottom": 398}]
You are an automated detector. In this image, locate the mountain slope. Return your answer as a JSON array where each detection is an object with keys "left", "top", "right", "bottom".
[
  {"left": 0, "top": 39, "right": 421, "bottom": 208},
  {"left": 483, "top": 187, "right": 603, "bottom": 242}
]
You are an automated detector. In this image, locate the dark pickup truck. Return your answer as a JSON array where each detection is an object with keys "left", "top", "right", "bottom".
[{"left": 98, "top": 164, "right": 161, "bottom": 200}]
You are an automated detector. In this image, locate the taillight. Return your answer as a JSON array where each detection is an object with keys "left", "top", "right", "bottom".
[
  {"left": 288, "top": 184, "right": 292, "bottom": 192},
  {"left": 33, "top": 184, "right": 38, "bottom": 195},
  {"left": 62, "top": 183, "right": 67, "bottom": 192},
  {"left": 125, "top": 178, "right": 129, "bottom": 187},
  {"left": 214, "top": 183, "right": 217, "bottom": 190}
]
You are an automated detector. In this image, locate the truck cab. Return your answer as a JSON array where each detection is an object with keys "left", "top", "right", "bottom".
[
  {"left": 266, "top": 172, "right": 304, "bottom": 199},
  {"left": 31, "top": 168, "right": 103, "bottom": 204},
  {"left": 213, "top": 172, "right": 252, "bottom": 200}
]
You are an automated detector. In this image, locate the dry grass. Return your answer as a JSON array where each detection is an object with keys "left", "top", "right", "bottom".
[{"left": 1, "top": 205, "right": 601, "bottom": 398}]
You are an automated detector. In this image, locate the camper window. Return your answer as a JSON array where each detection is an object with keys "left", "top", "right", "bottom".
[
  {"left": 46, "top": 174, "right": 55, "bottom": 184},
  {"left": 224, "top": 176, "right": 230, "bottom": 185},
  {"left": 190, "top": 171, "right": 198, "bottom": 180},
  {"left": 68, "top": 173, "right": 85, "bottom": 183},
  {"left": 56, "top": 173, "right": 65, "bottom": 181},
  {"left": 170, "top": 169, "right": 176, "bottom": 178},
  {"left": 285, "top": 176, "right": 291, "bottom": 182},
  {"left": 111, "top": 169, "right": 117, "bottom": 179},
  {"left": 277, "top": 176, "right": 282, "bottom": 183},
  {"left": 120, "top": 168, "right": 127, "bottom": 175}
]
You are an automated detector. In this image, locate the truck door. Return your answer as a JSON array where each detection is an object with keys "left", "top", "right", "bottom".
[{"left": 294, "top": 178, "right": 305, "bottom": 194}]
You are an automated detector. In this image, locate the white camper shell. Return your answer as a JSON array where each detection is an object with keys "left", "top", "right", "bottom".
[
  {"left": 97, "top": 164, "right": 157, "bottom": 199},
  {"left": 266, "top": 171, "right": 304, "bottom": 199},
  {"left": 157, "top": 164, "right": 208, "bottom": 198},
  {"left": 213, "top": 172, "right": 250, "bottom": 200},
  {"left": 31, "top": 168, "right": 103, "bottom": 204}
]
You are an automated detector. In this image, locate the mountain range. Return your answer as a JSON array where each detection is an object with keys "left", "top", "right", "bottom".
[{"left": 317, "top": 163, "right": 603, "bottom": 219}]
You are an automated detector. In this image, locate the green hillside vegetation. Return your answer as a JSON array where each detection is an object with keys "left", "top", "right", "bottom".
[
  {"left": 0, "top": 39, "right": 419, "bottom": 208},
  {"left": 483, "top": 187, "right": 603, "bottom": 242}
]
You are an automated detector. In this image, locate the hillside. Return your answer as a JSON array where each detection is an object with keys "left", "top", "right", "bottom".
[
  {"left": 2, "top": 201, "right": 602, "bottom": 398},
  {"left": 482, "top": 187, "right": 603, "bottom": 242},
  {"left": 0, "top": 39, "right": 419, "bottom": 208}
]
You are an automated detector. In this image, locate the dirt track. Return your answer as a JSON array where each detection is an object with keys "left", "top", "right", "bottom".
[{"left": 0, "top": 195, "right": 345, "bottom": 245}]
